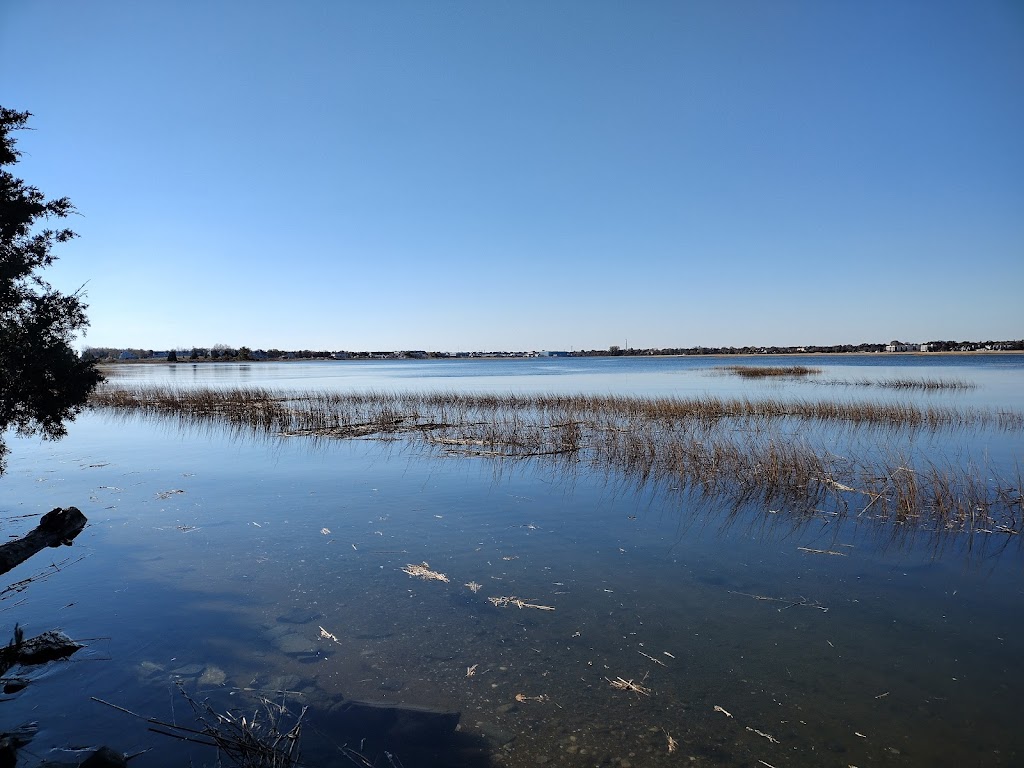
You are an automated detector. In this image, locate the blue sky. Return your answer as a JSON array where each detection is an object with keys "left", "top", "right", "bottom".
[{"left": 2, "top": 1, "right": 1021, "bottom": 351}]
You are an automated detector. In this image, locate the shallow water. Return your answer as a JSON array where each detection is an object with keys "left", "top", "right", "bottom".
[{"left": 2, "top": 356, "right": 1023, "bottom": 767}]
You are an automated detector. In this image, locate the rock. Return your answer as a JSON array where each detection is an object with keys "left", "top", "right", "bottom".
[
  {"left": 0, "top": 722, "right": 37, "bottom": 768},
  {"left": 198, "top": 666, "right": 226, "bottom": 686},
  {"left": 79, "top": 747, "right": 128, "bottom": 768},
  {"left": 266, "top": 674, "right": 303, "bottom": 692},
  {"left": 170, "top": 663, "right": 204, "bottom": 676},
  {"left": 10, "top": 630, "right": 83, "bottom": 665},
  {"left": 476, "top": 721, "right": 516, "bottom": 747},
  {"left": 277, "top": 607, "right": 323, "bottom": 624},
  {"left": 274, "top": 633, "right": 318, "bottom": 655},
  {"left": 2, "top": 679, "right": 29, "bottom": 694},
  {"left": 137, "top": 661, "right": 164, "bottom": 676}
]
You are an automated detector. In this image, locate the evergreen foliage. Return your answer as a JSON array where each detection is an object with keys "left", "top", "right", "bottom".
[{"left": 0, "top": 107, "right": 102, "bottom": 472}]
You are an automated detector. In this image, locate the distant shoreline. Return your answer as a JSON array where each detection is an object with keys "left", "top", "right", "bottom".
[{"left": 99, "top": 349, "right": 1024, "bottom": 366}]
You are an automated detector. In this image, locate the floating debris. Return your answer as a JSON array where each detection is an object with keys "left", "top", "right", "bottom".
[
  {"left": 487, "top": 596, "right": 555, "bottom": 611},
  {"left": 466, "top": 664, "right": 478, "bottom": 678},
  {"left": 730, "top": 591, "right": 829, "bottom": 613},
  {"left": 319, "top": 626, "right": 341, "bottom": 644},
  {"left": 606, "top": 676, "right": 652, "bottom": 697},
  {"left": 320, "top": 528, "right": 331, "bottom": 535},
  {"left": 514, "top": 693, "right": 549, "bottom": 703},
  {"left": 746, "top": 726, "right": 780, "bottom": 744},
  {"left": 797, "top": 546, "right": 847, "bottom": 556},
  {"left": 156, "top": 489, "right": 185, "bottom": 499},
  {"left": 713, "top": 705, "right": 733, "bottom": 718},
  {"left": 663, "top": 728, "right": 678, "bottom": 754},
  {"left": 402, "top": 562, "right": 449, "bottom": 583},
  {"left": 638, "top": 650, "right": 667, "bottom": 667},
  {"left": 501, "top": 555, "right": 519, "bottom": 561},
  {"left": 464, "top": 581, "right": 483, "bottom": 593}
]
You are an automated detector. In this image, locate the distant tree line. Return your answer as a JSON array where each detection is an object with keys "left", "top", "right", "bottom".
[
  {"left": 586, "top": 340, "right": 1024, "bottom": 356},
  {"left": 82, "top": 346, "right": 343, "bottom": 362},
  {"left": 81, "top": 339, "right": 1024, "bottom": 363}
]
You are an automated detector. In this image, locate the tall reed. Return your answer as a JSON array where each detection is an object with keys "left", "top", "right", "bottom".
[
  {"left": 89, "top": 385, "right": 1024, "bottom": 537},
  {"left": 715, "top": 365, "right": 822, "bottom": 378}
]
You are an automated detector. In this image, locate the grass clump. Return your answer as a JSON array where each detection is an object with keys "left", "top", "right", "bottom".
[
  {"left": 716, "top": 365, "right": 823, "bottom": 378},
  {"left": 819, "top": 377, "right": 976, "bottom": 391},
  {"left": 88, "top": 385, "right": 1024, "bottom": 538}
]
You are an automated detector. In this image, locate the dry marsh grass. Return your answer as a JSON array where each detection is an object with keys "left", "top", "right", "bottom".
[
  {"left": 89, "top": 385, "right": 1024, "bottom": 537},
  {"left": 818, "top": 377, "right": 976, "bottom": 391},
  {"left": 715, "top": 365, "right": 823, "bottom": 378}
]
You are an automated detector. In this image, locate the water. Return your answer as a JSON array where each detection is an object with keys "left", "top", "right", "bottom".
[
  {"left": 2, "top": 355, "right": 1022, "bottom": 767},
  {"left": 101, "top": 354, "right": 1024, "bottom": 407}
]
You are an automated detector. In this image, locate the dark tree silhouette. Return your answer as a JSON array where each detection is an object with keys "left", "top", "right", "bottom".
[{"left": 0, "top": 107, "right": 102, "bottom": 473}]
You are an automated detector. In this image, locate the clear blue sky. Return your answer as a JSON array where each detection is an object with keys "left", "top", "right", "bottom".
[{"left": 2, "top": 1, "right": 1021, "bottom": 351}]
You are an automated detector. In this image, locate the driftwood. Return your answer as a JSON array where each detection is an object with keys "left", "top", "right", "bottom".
[{"left": 0, "top": 507, "right": 87, "bottom": 577}]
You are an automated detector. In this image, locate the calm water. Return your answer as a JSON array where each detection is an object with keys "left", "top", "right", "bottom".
[{"left": 2, "top": 355, "right": 1023, "bottom": 767}]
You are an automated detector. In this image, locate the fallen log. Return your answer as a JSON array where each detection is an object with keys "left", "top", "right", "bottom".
[{"left": 0, "top": 507, "right": 87, "bottom": 577}]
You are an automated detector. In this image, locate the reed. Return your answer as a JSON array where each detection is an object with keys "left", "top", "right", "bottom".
[
  {"left": 817, "top": 377, "right": 976, "bottom": 391},
  {"left": 89, "top": 385, "right": 1024, "bottom": 432},
  {"left": 88, "top": 385, "right": 1024, "bottom": 537},
  {"left": 715, "top": 365, "right": 823, "bottom": 378}
]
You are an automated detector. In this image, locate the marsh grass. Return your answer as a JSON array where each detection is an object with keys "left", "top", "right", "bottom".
[
  {"left": 817, "top": 377, "right": 976, "bottom": 391},
  {"left": 715, "top": 365, "right": 823, "bottom": 378},
  {"left": 94, "top": 687, "right": 306, "bottom": 768},
  {"left": 89, "top": 385, "right": 1024, "bottom": 537}
]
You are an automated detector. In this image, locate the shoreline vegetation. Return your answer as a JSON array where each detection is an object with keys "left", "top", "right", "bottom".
[
  {"left": 712, "top": 365, "right": 977, "bottom": 390},
  {"left": 93, "top": 346, "right": 1024, "bottom": 364},
  {"left": 90, "top": 386, "right": 1024, "bottom": 540},
  {"left": 715, "top": 365, "right": 823, "bottom": 378}
]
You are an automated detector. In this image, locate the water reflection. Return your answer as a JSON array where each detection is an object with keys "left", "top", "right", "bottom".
[
  {"left": 89, "top": 386, "right": 1024, "bottom": 549},
  {"left": 3, "top": 355, "right": 1022, "bottom": 767}
]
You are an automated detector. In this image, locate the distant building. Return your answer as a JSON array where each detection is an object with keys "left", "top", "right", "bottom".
[
  {"left": 885, "top": 340, "right": 913, "bottom": 352},
  {"left": 118, "top": 350, "right": 138, "bottom": 360},
  {"left": 539, "top": 350, "right": 571, "bottom": 357}
]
